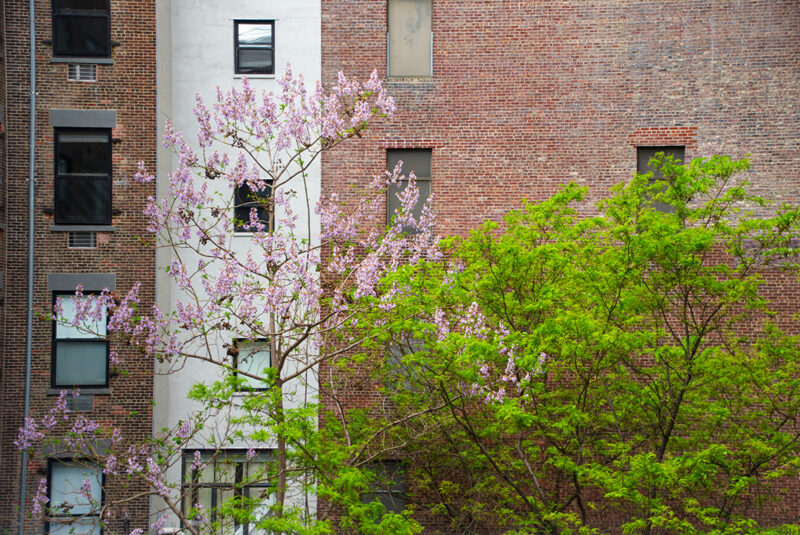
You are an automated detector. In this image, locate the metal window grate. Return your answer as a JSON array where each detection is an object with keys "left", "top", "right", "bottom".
[
  {"left": 67, "top": 63, "right": 97, "bottom": 82},
  {"left": 68, "top": 231, "right": 97, "bottom": 249}
]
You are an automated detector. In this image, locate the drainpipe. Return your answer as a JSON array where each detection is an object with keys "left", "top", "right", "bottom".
[{"left": 18, "top": 0, "right": 36, "bottom": 531}]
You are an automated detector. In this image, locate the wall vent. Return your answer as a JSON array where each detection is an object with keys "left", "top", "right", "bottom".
[
  {"left": 66, "top": 395, "right": 94, "bottom": 412},
  {"left": 67, "top": 63, "right": 97, "bottom": 82},
  {"left": 68, "top": 231, "right": 97, "bottom": 249}
]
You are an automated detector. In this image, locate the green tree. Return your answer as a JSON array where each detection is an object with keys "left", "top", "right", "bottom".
[{"left": 346, "top": 154, "right": 800, "bottom": 533}]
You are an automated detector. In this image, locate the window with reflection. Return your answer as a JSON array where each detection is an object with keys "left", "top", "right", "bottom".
[
  {"left": 234, "top": 20, "right": 274, "bottom": 75},
  {"left": 47, "top": 460, "right": 103, "bottom": 535},
  {"left": 182, "top": 450, "right": 273, "bottom": 535},
  {"left": 52, "top": 0, "right": 111, "bottom": 58},
  {"left": 233, "top": 339, "right": 271, "bottom": 391},
  {"left": 52, "top": 293, "right": 108, "bottom": 388},
  {"left": 637, "top": 146, "right": 685, "bottom": 214}
]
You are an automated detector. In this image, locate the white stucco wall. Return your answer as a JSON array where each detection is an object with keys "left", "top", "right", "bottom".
[{"left": 154, "top": 0, "right": 321, "bottom": 529}]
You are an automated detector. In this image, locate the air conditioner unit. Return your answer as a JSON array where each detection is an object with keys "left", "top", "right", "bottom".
[{"left": 67, "top": 63, "right": 97, "bottom": 82}]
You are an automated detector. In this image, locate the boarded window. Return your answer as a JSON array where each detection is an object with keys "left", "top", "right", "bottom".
[{"left": 387, "top": 0, "right": 432, "bottom": 77}]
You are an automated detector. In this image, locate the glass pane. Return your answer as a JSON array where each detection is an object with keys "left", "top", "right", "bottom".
[
  {"left": 237, "top": 341, "right": 270, "bottom": 389},
  {"left": 387, "top": 0, "right": 432, "bottom": 76},
  {"left": 387, "top": 179, "right": 430, "bottom": 227},
  {"left": 56, "top": 295, "right": 107, "bottom": 339},
  {"left": 49, "top": 517, "right": 101, "bottom": 535},
  {"left": 637, "top": 147, "right": 684, "bottom": 214},
  {"left": 237, "top": 48, "right": 273, "bottom": 75},
  {"left": 55, "top": 341, "right": 107, "bottom": 386},
  {"left": 237, "top": 23, "right": 272, "bottom": 46},
  {"left": 53, "top": 16, "right": 109, "bottom": 56},
  {"left": 234, "top": 183, "right": 272, "bottom": 230},
  {"left": 215, "top": 459, "right": 239, "bottom": 484},
  {"left": 54, "top": 176, "right": 110, "bottom": 225},
  {"left": 387, "top": 149, "right": 431, "bottom": 178},
  {"left": 50, "top": 462, "right": 101, "bottom": 514},
  {"left": 57, "top": 131, "right": 110, "bottom": 175}
]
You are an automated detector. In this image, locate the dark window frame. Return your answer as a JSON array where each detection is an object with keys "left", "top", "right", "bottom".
[
  {"left": 46, "top": 458, "right": 105, "bottom": 534},
  {"left": 52, "top": 0, "right": 111, "bottom": 58},
  {"left": 51, "top": 291, "right": 110, "bottom": 389},
  {"left": 234, "top": 20, "right": 275, "bottom": 75},
  {"left": 232, "top": 338, "right": 272, "bottom": 391},
  {"left": 234, "top": 181, "right": 273, "bottom": 232},
  {"left": 181, "top": 449, "right": 273, "bottom": 535},
  {"left": 54, "top": 127, "right": 113, "bottom": 226}
]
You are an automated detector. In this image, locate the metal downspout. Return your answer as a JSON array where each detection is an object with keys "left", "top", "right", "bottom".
[{"left": 18, "top": 0, "right": 36, "bottom": 531}]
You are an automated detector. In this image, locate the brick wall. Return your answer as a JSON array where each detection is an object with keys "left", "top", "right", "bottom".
[
  {"left": 321, "top": 0, "right": 800, "bottom": 530},
  {"left": 0, "top": 0, "right": 157, "bottom": 531}
]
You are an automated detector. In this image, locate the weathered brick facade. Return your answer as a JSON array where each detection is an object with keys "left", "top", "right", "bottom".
[
  {"left": 0, "top": 0, "right": 157, "bottom": 531},
  {"left": 321, "top": 0, "right": 800, "bottom": 530}
]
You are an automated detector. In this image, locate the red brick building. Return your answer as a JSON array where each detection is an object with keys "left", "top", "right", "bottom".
[
  {"left": 321, "top": 0, "right": 800, "bottom": 530},
  {"left": 0, "top": 0, "right": 157, "bottom": 532}
]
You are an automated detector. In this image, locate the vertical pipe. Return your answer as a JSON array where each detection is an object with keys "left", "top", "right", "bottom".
[{"left": 19, "top": 0, "right": 36, "bottom": 532}]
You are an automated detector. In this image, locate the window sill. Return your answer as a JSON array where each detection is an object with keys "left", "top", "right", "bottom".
[
  {"left": 233, "top": 74, "right": 275, "bottom": 79},
  {"left": 51, "top": 57, "right": 113, "bottom": 65},
  {"left": 51, "top": 225, "right": 115, "bottom": 232},
  {"left": 47, "top": 388, "right": 110, "bottom": 395},
  {"left": 386, "top": 76, "right": 434, "bottom": 81}
]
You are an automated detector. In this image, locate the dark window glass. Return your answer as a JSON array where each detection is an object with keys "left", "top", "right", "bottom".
[
  {"left": 181, "top": 450, "right": 272, "bottom": 534},
  {"left": 234, "top": 21, "right": 274, "bottom": 75},
  {"left": 54, "top": 129, "right": 111, "bottom": 226},
  {"left": 362, "top": 461, "right": 406, "bottom": 514},
  {"left": 52, "top": 0, "right": 110, "bottom": 58},
  {"left": 52, "top": 293, "right": 108, "bottom": 388},
  {"left": 234, "top": 182, "right": 272, "bottom": 232},
  {"left": 386, "top": 149, "right": 432, "bottom": 230},
  {"left": 637, "top": 146, "right": 685, "bottom": 214}
]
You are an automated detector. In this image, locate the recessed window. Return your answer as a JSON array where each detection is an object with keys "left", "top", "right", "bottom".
[
  {"left": 47, "top": 460, "right": 103, "bottom": 535},
  {"left": 52, "top": 293, "right": 108, "bottom": 388},
  {"left": 52, "top": 0, "right": 110, "bottom": 58},
  {"left": 637, "top": 146, "right": 685, "bottom": 213},
  {"left": 234, "top": 20, "right": 275, "bottom": 75},
  {"left": 387, "top": 149, "right": 432, "bottom": 230},
  {"left": 233, "top": 339, "right": 271, "bottom": 391},
  {"left": 234, "top": 182, "right": 272, "bottom": 232},
  {"left": 362, "top": 461, "right": 406, "bottom": 514},
  {"left": 54, "top": 128, "right": 112, "bottom": 226},
  {"left": 387, "top": 0, "right": 432, "bottom": 77},
  {"left": 182, "top": 450, "right": 273, "bottom": 534}
]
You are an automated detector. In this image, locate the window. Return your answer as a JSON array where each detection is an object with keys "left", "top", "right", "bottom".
[
  {"left": 52, "top": 0, "right": 110, "bottom": 58},
  {"left": 637, "top": 146, "right": 685, "bottom": 213},
  {"left": 362, "top": 461, "right": 406, "bottom": 514},
  {"left": 387, "top": 149, "right": 432, "bottom": 230},
  {"left": 234, "top": 20, "right": 275, "bottom": 75},
  {"left": 233, "top": 339, "right": 271, "bottom": 391},
  {"left": 54, "top": 128, "right": 112, "bottom": 226},
  {"left": 182, "top": 450, "right": 273, "bottom": 534},
  {"left": 52, "top": 293, "right": 108, "bottom": 388},
  {"left": 387, "top": 0, "right": 432, "bottom": 77},
  {"left": 234, "top": 181, "right": 272, "bottom": 232},
  {"left": 47, "top": 460, "right": 103, "bottom": 535}
]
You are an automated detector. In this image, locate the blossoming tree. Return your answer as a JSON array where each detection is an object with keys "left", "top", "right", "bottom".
[{"left": 18, "top": 68, "right": 437, "bottom": 534}]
